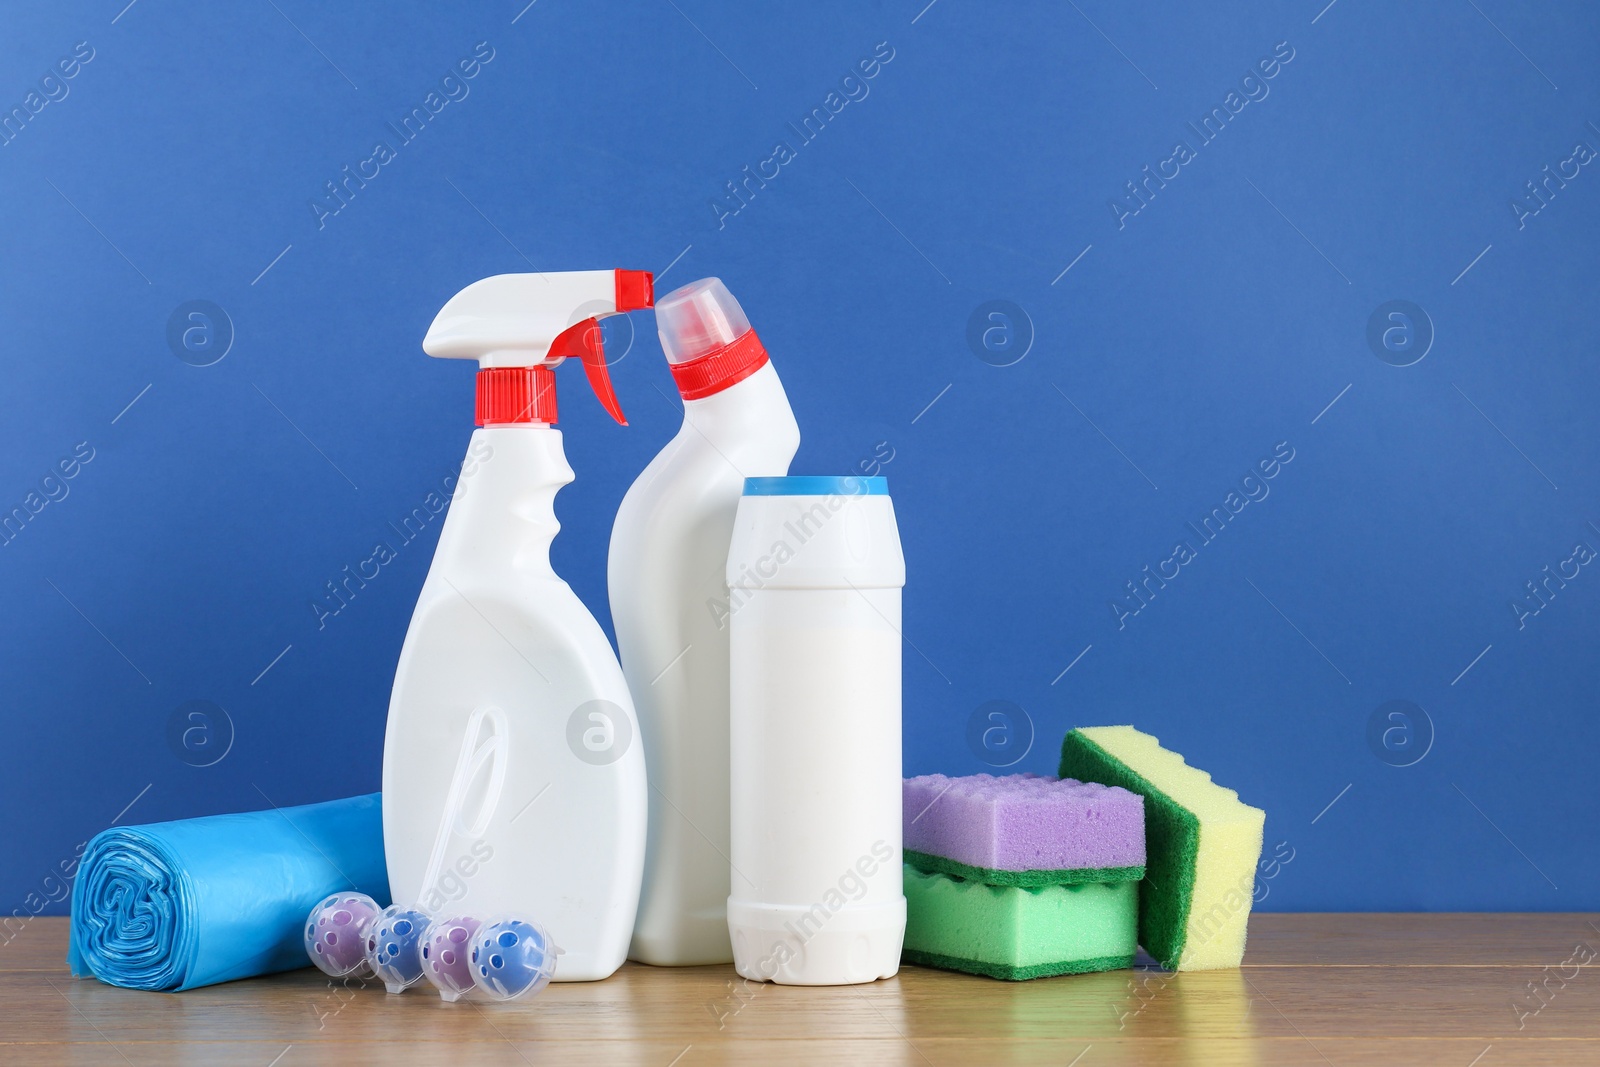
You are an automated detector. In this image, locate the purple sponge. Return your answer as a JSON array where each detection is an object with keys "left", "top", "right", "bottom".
[{"left": 903, "top": 773, "right": 1145, "bottom": 886}]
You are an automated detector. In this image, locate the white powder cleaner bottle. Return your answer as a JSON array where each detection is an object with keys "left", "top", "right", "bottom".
[{"left": 725, "top": 475, "right": 906, "bottom": 985}]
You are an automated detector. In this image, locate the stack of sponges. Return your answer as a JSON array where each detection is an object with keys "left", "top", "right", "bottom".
[
  {"left": 1059, "top": 726, "right": 1266, "bottom": 971},
  {"left": 900, "top": 773, "right": 1146, "bottom": 979}
]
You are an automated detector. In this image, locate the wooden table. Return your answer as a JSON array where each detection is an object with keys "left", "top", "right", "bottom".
[{"left": 5, "top": 914, "right": 1597, "bottom": 1065}]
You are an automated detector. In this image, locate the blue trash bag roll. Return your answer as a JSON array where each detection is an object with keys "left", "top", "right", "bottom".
[{"left": 67, "top": 792, "right": 390, "bottom": 991}]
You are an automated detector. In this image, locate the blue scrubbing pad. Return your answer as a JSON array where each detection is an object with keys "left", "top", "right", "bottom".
[{"left": 68, "top": 793, "right": 389, "bottom": 991}]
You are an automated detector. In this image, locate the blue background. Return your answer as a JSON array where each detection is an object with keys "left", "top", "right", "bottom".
[{"left": 4, "top": 0, "right": 1597, "bottom": 915}]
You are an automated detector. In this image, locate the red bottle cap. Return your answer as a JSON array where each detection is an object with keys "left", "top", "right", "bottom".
[
  {"left": 656, "top": 278, "right": 770, "bottom": 402},
  {"left": 477, "top": 366, "right": 558, "bottom": 425},
  {"left": 668, "top": 330, "right": 770, "bottom": 401}
]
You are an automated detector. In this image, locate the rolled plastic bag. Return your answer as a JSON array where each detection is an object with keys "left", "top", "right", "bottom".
[{"left": 68, "top": 793, "right": 389, "bottom": 991}]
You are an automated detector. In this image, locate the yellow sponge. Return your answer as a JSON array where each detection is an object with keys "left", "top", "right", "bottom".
[{"left": 1058, "top": 726, "right": 1265, "bottom": 970}]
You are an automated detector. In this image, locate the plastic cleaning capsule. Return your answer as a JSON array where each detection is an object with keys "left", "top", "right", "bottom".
[{"left": 304, "top": 892, "right": 382, "bottom": 979}]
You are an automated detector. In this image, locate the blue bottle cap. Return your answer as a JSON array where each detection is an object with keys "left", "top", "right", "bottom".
[{"left": 743, "top": 476, "right": 887, "bottom": 497}]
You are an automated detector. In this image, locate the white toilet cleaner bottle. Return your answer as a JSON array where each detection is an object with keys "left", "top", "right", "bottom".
[
  {"left": 608, "top": 278, "right": 799, "bottom": 965},
  {"left": 384, "top": 269, "right": 654, "bottom": 982}
]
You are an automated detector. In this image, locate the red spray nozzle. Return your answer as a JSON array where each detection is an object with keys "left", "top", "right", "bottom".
[
  {"left": 548, "top": 317, "right": 627, "bottom": 425},
  {"left": 549, "top": 269, "right": 653, "bottom": 424},
  {"left": 427, "top": 269, "right": 654, "bottom": 427}
]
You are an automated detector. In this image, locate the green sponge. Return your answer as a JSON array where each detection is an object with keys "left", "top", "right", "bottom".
[
  {"left": 901, "top": 866, "right": 1137, "bottom": 980},
  {"left": 1058, "top": 726, "right": 1265, "bottom": 971}
]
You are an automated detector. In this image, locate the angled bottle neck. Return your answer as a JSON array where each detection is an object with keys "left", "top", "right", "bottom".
[
  {"left": 434, "top": 427, "right": 573, "bottom": 578},
  {"left": 679, "top": 361, "right": 794, "bottom": 449}
]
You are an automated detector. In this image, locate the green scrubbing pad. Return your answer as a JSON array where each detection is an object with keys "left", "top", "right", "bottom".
[
  {"left": 901, "top": 866, "right": 1137, "bottom": 980},
  {"left": 903, "top": 850, "right": 1145, "bottom": 887},
  {"left": 1058, "top": 726, "right": 1265, "bottom": 971}
]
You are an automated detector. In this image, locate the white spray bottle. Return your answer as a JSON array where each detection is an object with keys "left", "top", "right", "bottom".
[
  {"left": 384, "top": 269, "right": 654, "bottom": 982},
  {"left": 608, "top": 278, "right": 799, "bottom": 965}
]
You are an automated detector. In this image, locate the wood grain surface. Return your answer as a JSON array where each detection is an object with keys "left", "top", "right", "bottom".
[{"left": 6, "top": 914, "right": 1598, "bottom": 1065}]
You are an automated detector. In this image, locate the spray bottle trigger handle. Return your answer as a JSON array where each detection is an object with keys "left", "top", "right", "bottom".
[{"left": 548, "top": 317, "right": 627, "bottom": 425}]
